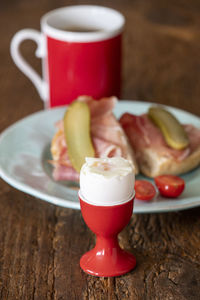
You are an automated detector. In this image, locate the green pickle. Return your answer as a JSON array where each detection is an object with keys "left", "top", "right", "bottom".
[
  {"left": 148, "top": 106, "right": 189, "bottom": 150},
  {"left": 63, "top": 101, "right": 95, "bottom": 172}
]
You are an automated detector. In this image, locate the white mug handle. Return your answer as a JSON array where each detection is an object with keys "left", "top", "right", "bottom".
[{"left": 10, "top": 29, "right": 48, "bottom": 102}]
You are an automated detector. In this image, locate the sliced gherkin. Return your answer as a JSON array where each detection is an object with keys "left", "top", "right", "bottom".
[
  {"left": 63, "top": 101, "right": 95, "bottom": 172},
  {"left": 148, "top": 106, "right": 189, "bottom": 150}
]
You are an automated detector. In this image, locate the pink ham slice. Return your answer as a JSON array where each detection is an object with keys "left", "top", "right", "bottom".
[
  {"left": 53, "top": 165, "right": 79, "bottom": 182},
  {"left": 119, "top": 113, "right": 200, "bottom": 162},
  {"left": 51, "top": 96, "right": 137, "bottom": 181}
]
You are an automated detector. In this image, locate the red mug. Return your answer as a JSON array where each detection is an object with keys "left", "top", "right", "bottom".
[{"left": 10, "top": 5, "right": 125, "bottom": 108}]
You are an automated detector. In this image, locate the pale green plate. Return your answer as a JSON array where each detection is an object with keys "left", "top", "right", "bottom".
[{"left": 0, "top": 101, "right": 200, "bottom": 213}]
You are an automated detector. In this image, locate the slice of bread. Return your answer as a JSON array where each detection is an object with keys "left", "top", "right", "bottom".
[
  {"left": 136, "top": 147, "right": 200, "bottom": 177},
  {"left": 120, "top": 112, "right": 200, "bottom": 178},
  {"left": 50, "top": 97, "right": 139, "bottom": 182}
]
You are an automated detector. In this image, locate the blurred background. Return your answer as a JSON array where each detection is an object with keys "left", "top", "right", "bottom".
[{"left": 1, "top": 0, "right": 200, "bottom": 126}]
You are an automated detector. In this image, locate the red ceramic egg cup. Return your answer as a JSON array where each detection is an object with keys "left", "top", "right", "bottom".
[{"left": 79, "top": 193, "right": 136, "bottom": 277}]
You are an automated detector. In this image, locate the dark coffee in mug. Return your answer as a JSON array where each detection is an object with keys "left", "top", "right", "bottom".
[{"left": 58, "top": 26, "right": 102, "bottom": 32}]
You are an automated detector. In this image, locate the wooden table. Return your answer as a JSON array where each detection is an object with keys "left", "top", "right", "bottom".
[{"left": 0, "top": 1, "right": 200, "bottom": 299}]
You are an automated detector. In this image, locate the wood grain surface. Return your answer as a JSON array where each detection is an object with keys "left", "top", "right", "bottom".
[{"left": 0, "top": 0, "right": 200, "bottom": 299}]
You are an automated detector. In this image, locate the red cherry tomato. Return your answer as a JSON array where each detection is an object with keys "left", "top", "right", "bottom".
[
  {"left": 135, "top": 180, "right": 156, "bottom": 201},
  {"left": 154, "top": 175, "right": 185, "bottom": 198}
]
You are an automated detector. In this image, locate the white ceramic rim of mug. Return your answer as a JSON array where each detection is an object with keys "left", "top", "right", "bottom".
[
  {"left": 79, "top": 190, "right": 135, "bottom": 207},
  {"left": 41, "top": 5, "right": 125, "bottom": 42}
]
